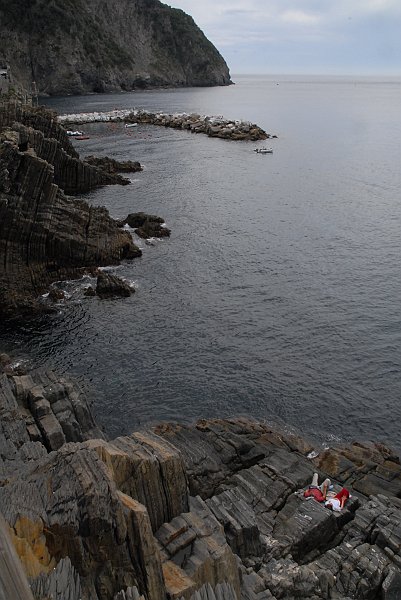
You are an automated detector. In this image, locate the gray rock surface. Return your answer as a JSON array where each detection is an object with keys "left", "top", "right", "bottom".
[
  {"left": 1, "top": 374, "right": 401, "bottom": 600},
  {"left": 96, "top": 273, "right": 133, "bottom": 299},
  {"left": 0, "top": 102, "right": 141, "bottom": 315}
]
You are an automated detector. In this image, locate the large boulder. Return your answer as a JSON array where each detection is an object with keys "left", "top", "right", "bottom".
[{"left": 96, "top": 273, "right": 133, "bottom": 299}]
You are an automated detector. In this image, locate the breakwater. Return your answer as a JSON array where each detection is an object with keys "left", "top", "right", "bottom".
[{"left": 58, "top": 109, "right": 270, "bottom": 141}]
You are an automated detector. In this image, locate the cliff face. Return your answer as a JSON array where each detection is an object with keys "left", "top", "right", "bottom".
[
  {"left": 0, "top": 102, "right": 141, "bottom": 315},
  {"left": 0, "top": 0, "right": 231, "bottom": 96}
]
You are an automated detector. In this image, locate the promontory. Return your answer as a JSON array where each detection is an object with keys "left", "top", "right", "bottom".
[{"left": 0, "top": 0, "right": 231, "bottom": 95}]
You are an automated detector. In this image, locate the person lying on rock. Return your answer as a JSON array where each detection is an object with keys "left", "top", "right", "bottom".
[
  {"left": 324, "top": 487, "right": 350, "bottom": 511},
  {"left": 303, "top": 473, "right": 331, "bottom": 502}
]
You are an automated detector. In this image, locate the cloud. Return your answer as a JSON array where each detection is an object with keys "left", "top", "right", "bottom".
[
  {"left": 166, "top": 0, "right": 401, "bottom": 74},
  {"left": 280, "top": 10, "right": 320, "bottom": 25}
]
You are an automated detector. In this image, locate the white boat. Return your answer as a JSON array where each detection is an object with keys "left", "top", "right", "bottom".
[
  {"left": 124, "top": 123, "right": 138, "bottom": 128},
  {"left": 254, "top": 148, "right": 273, "bottom": 154},
  {"left": 67, "top": 130, "right": 84, "bottom": 137}
]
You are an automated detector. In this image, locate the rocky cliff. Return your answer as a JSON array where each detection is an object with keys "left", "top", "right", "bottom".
[
  {"left": 0, "top": 0, "right": 231, "bottom": 96},
  {"left": 0, "top": 101, "right": 141, "bottom": 315},
  {"left": 0, "top": 363, "right": 401, "bottom": 600}
]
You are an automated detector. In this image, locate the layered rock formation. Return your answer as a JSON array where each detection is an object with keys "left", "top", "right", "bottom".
[
  {"left": 1, "top": 369, "right": 401, "bottom": 600},
  {"left": 0, "top": 0, "right": 231, "bottom": 96},
  {"left": 0, "top": 102, "right": 141, "bottom": 315}
]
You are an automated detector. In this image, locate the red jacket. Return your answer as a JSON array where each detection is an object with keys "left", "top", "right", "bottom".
[{"left": 304, "top": 487, "right": 325, "bottom": 502}]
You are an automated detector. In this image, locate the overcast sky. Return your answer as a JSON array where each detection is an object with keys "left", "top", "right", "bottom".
[{"left": 167, "top": 0, "right": 401, "bottom": 75}]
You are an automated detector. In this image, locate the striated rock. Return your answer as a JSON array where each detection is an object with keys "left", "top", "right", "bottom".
[
  {"left": 85, "top": 155, "right": 143, "bottom": 174},
  {"left": 0, "top": 512, "right": 35, "bottom": 600},
  {"left": 87, "top": 431, "right": 189, "bottom": 532},
  {"left": 30, "top": 557, "right": 82, "bottom": 600},
  {"left": 155, "top": 495, "right": 240, "bottom": 600},
  {"left": 96, "top": 273, "right": 133, "bottom": 299},
  {"left": 1, "top": 371, "right": 401, "bottom": 600},
  {"left": 0, "top": 102, "right": 141, "bottom": 316}
]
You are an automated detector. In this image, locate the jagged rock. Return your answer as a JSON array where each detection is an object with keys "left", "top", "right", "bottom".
[
  {"left": 48, "top": 287, "right": 66, "bottom": 302},
  {"left": 114, "top": 586, "right": 145, "bottom": 600},
  {"left": 124, "top": 212, "right": 171, "bottom": 239},
  {"left": 0, "top": 102, "right": 142, "bottom": 316},
  {"left": 10, "top": 120, "right": 131, "bottom": 193},
  {"left": 96, "top": 273, "right": 133, "bottom": 299},
  {"left": 84, "top": 286, "right": 97, "bottom": 297},
  {"left": 87, "top": 432, "right": 189, "bottom": 531},
  {"left": 136, "top": 222, "right": 171, "bottom": 239},
  {"left": 0, "top": 513, "right": 35, "bottom": 600},
  {"left": 1, "top": 370, "right": 401, "bottom": 600},
  {"left": 155, "top": 496, "right": 240, "bottom": 600},
  {"left": 85, "top": 155, "right": 143, "bottom": 174},
  {"left": 312, "top": 442, "right": 401, "bottom": 497},
  {"left": 125, "top": 212, "right": 164, "bottom": 228},
  {"left": 0, "top": 370, "right": 104, "bottom": 483},
  {"left": 30, "top": 557, "right": 82, "bottom": 600}
]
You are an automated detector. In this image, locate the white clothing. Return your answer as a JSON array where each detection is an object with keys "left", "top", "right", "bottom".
[{"left": 325, "top": 498, "right": 341, "bottom": 511}]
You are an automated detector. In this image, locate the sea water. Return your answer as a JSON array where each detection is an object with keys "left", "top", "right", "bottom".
[{"left": 2, "top": 75, "right": 401, "bottom": 450}]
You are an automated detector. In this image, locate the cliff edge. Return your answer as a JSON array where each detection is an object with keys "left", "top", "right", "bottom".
[
  {"left": 0, "top": 366, "right": 401, "bottom": 600},
  {"left": 0, "top": 0, "right": 231, "bottom": 95}
]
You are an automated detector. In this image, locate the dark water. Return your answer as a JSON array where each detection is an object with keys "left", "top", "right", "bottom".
[{"left": 2, "top": 75, "right": 401, "bottom": 450}]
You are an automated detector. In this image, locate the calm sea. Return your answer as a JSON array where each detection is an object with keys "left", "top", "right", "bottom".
[{"left": 2, "top": 75, "right": 401, "bottom": 451}]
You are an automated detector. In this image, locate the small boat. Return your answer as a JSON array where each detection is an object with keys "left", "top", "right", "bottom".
[
  {"left": 254, "top": 147, "right": 273, "bottom": 154},
  {"left": 124, "top": 123, "right": 138, "bottom": 128},
  {"left": 67, "top": 130, "right": 84, "bottom": 137},
  {"left": 75, "top": 135, "right": 90, "bottom": 140}
]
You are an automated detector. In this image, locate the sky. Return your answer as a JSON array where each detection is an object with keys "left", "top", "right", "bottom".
[{"left": 166, "top": 0, "right": 401, "bottom": 75}]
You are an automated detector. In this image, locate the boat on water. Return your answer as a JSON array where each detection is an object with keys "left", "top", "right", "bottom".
[
  {"left": 66, "top": 130, "right": 84, "bottom": 137},
  {"left": 124, "top": 123, "right": 138, "bottom": 128},
  {"left": 75, "top": 135, "right": 90, "bottom": 140},
  {"left": 254, "top": 148, "right": 273, "bottom": 154}
]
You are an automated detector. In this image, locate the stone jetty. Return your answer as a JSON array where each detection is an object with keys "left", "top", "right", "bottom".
[
  {"left": 58, "top": 109, "right": 270, "bottom": 141},
  {"left": 0, "top": 362, "right": 401, "bottom": 600}
]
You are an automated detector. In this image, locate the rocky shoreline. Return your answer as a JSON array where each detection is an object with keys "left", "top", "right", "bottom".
[
  {"left": 0, "top": 362, "right": 400, "bottom": 600},
  {"left": 2, "top": 100, "right": 401, "bottom": 600},
  {"left": 0, "top": 101, "right": 149, "bottom": 316},
  {"left": 59, "top": 109, "right": 271, "bottom": 142}
]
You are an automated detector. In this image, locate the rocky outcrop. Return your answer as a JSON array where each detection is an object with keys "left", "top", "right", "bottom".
[
  {"left": 0, "top": 0, "right": 231, "bottom": 96},
  {"left": 96, "top": 272, "right": 133, "bottom": 298},
  {"left": 124, "top": 213, "right": 171, "bottom": 239},
  {"left": 85, "top": 156, "right": 143, "bottom": 174},
  {"left": 1, "top": 370, "right": 401, "bottom": 600},
  {"left": 0, "top": 102, "right": 142, "bottom": 315}
]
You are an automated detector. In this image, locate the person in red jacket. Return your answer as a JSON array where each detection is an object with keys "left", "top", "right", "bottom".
[
  {"left": 325, "top": 487, "right": 350, "bottom": 511},
  {"left": 303, "top": 473, "right": 331, "bottom": 503}
]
